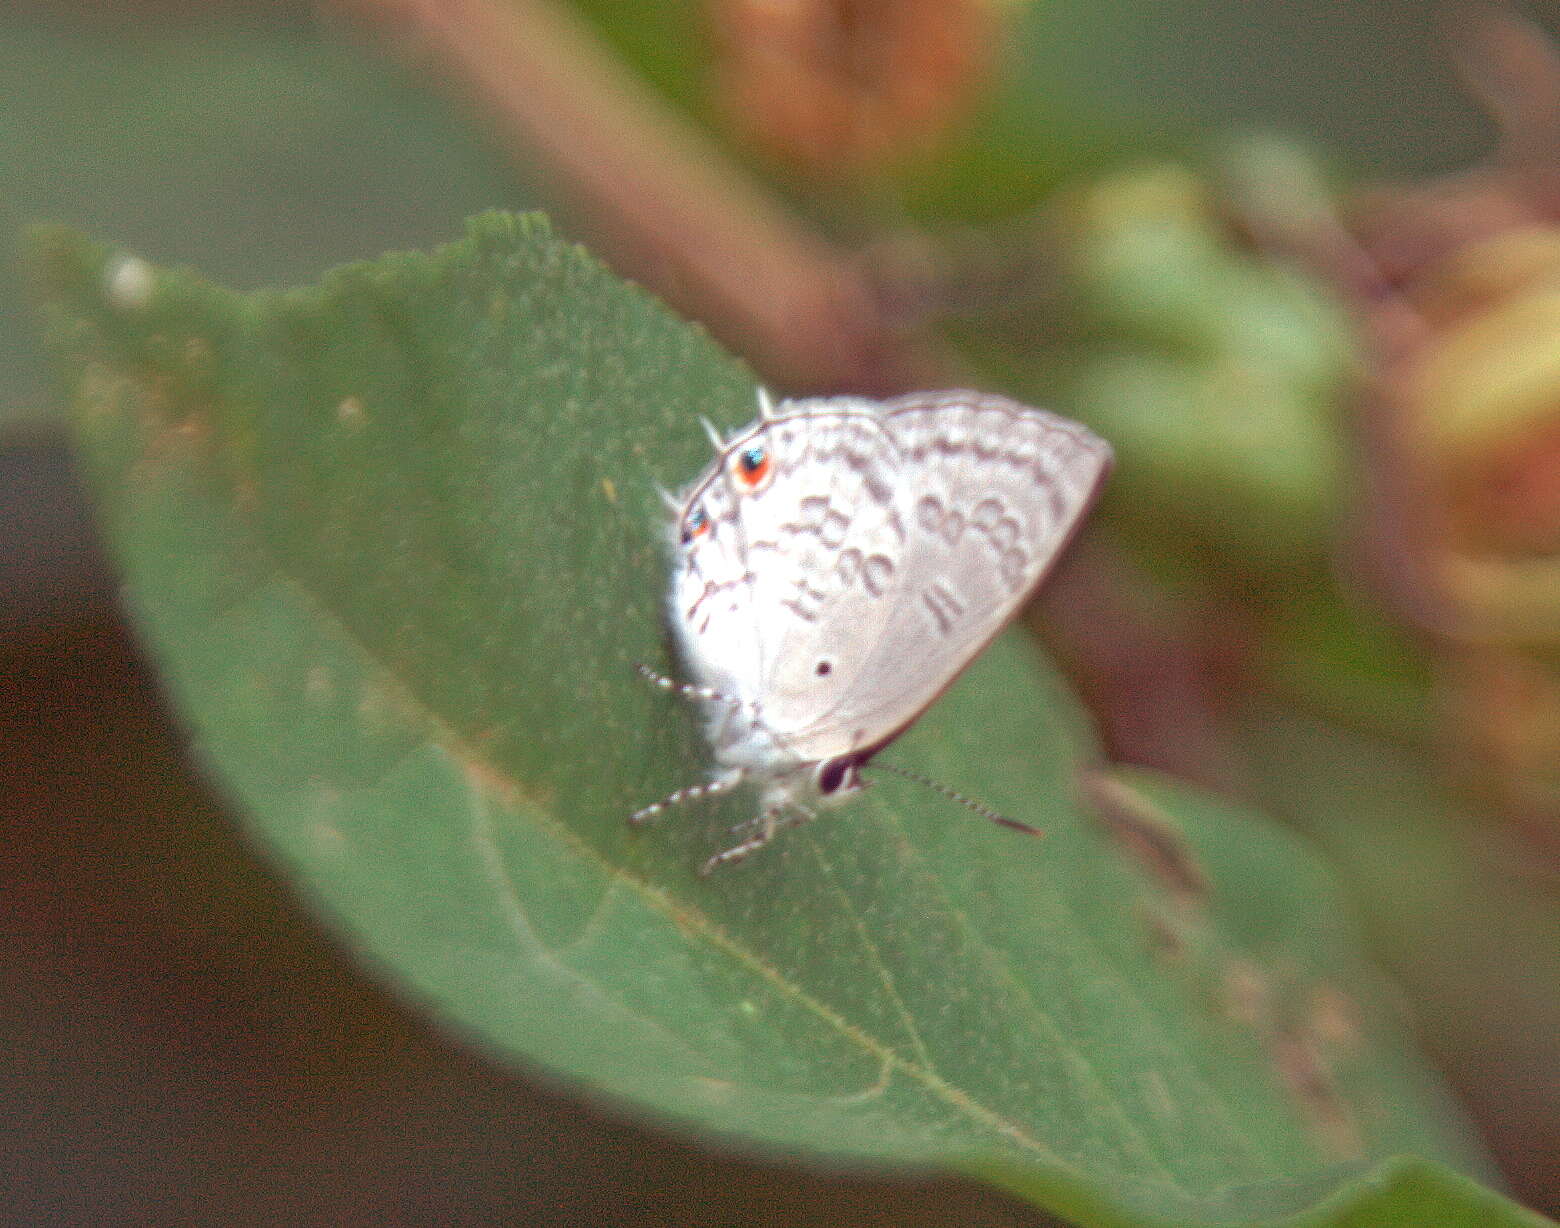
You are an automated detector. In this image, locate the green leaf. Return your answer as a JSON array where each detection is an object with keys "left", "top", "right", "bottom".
[
  {"left": 0, "top": 10, "right": 532, "bottom": 411},
  {"left": 32, "top": 214, "right": 1544, "bottom": 1227},
  {"left": 966, "top": 157, "right": 1358, "bottom": 592},
  {"left": 1237, "top": 706, "right": 1560, "bottom": 1209}
]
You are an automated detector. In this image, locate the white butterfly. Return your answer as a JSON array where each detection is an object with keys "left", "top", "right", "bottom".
[{"left": 635, "top": 389, "right": 1111, "bottom": 873}]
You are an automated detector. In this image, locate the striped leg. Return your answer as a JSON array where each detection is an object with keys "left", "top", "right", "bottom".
[
  {"left": 630, "top": 770, "right": 740, "bottom": 826},
  {"left": 700, "top": 807, "right": 816, "bottom": 875}
]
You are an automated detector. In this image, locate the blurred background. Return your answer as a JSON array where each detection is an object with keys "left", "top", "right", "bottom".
[{"left": 5, "top": 0, "right": 1558, "bottom": 1221}]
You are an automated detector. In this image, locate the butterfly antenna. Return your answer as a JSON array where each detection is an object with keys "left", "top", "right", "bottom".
[
  {"left": 756, "top": 386, "right": 778, "bottom": 419},
  {"left": 635, "top": 662, "right": 744, "bottom": 709},
  {"left": 699, "top": 417, "right": 726, "bottom": 451},
  {"left": 869, "top": 762, "right": 1043, "bottom": 837}
]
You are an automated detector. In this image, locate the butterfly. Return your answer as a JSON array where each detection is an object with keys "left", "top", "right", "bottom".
[{"left": 634, "top": 389, "right": 1111, "bottom": 873}]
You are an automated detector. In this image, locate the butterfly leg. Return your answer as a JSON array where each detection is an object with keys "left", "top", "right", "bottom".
[
  {"left": 700, "top": 807, "right": 782, "bottom": 875},
  {"left": 701, "top": 807, "right": 816, "bottom": 874},
  {"left": 630, "top": 770, "right": 740, "bottom": 826},
  {"left": 725, "top": 805, "right": 814, "bottom": 837}
]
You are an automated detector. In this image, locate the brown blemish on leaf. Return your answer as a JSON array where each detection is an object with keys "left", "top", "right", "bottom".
[
  {"left": 454, "top": 747, "right": 517, "bottom": 806},
  {"left": 1220, "top": 956, "right": 1271, "bottom": 1029},
  {"left": 169, "top": 414, "right": 208, "bottom": 445},
  {"left": 77, "top": 365, "right": 137, "bottom": 423},
  {"left": 1217, "top": 958, "right": 1366, "bottom": 1157},
  {"left": 354, "top": 673, "right": 437, "bottom": 740},
  {"left": 181, "top": 335, "right": 214, "bottom": 374},
  {"left": 93, "top": 351, "right": 216, "bottom": 473},
  {"left": 1079, "top": 775, "right": 1371, "bottom": 1158},
  {"left": 305, "top": 664, "right": 334, "bottom": 705},
  {"left": 232, "top": 476, "right": 260, "bottom": 516},
  {"left": 1309, "top": 982, "right": 1364, "bottom": 1054},
  {"left": 1136, "top": 902, "right": 1190, "bottom": 966},
  {"left": 1271, "top": 1027, "right": 1365, "bottom": 1160},
  {"left": 337, "top": 395, "right": 366, "bottom": 425},
  {"left": 1083, "top": 771, "right": 1211, "bottom": 906},
  {"left": 1142, "top": 904, "right": 1369, "bottom": 1158}
]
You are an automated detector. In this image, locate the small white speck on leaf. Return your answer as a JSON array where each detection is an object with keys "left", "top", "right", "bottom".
[
  {"left": 305, "top": 664, "right": 333, "bottom": 703},
  {"left": 104, "top": 255, "right": 154, "bottom": 310},
  {"left": 312, "top": 822, "right": 347, "bottom": 857}
]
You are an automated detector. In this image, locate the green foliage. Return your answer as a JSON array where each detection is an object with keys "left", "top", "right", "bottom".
[
  {"left": 1240, "top": 709, "right": 1560, "bottom": 1176},
  {"left": 0, "top": 11, "right": 531, "bottom": 414},
  {"left": 1040, "top": 159, "right": 1356, "bottom": 590},
  {"left": 32, "top": 214, "right": 1544, "bottom": 1227}
]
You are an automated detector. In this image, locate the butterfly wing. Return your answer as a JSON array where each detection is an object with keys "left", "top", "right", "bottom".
[
  {"left": 767, "top": 392, "right": 1111, "bottom": 763},
  {"left": 670, "top": 392, "right": 1110, "bottom": 771}
]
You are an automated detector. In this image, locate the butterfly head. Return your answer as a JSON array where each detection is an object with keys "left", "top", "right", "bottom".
[{"left": 813, "top": 752, "right": 869, "bottom": 805}]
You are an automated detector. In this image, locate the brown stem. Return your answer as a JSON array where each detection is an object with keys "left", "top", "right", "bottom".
[{"left": 329, "top": 0, "right": 944, "bottom": 393}]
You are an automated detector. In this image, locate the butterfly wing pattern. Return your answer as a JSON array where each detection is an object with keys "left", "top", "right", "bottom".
[{"left": 641, "top": 390, "right": 1111, "bottom": 872}]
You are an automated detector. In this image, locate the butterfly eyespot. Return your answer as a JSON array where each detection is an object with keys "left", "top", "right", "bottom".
[
  {"left": 815, "top": 660, "right": 832, "bottom": 676},
  {"left": 733, "top": 443, "right": 773, "bottom": 490},
  {"left": 681, "top": 506, "right": 710, "bottom": 544}
]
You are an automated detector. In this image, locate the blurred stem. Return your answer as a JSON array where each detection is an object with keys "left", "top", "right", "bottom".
[{"left": 330, "top": 0, "right": 944, "bottom": 393}]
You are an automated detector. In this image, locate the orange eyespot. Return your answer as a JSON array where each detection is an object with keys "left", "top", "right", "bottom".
[
  {"left": 734, "top": 443, "right": 773, "bottom": 490},
  {"left": 680, "top": 505, "right": 711, "bottom": 544}
]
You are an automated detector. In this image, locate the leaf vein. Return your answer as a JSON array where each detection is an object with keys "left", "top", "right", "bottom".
[{"left": 263, "top": 563, "right": 1090, "bottom": 1173}]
